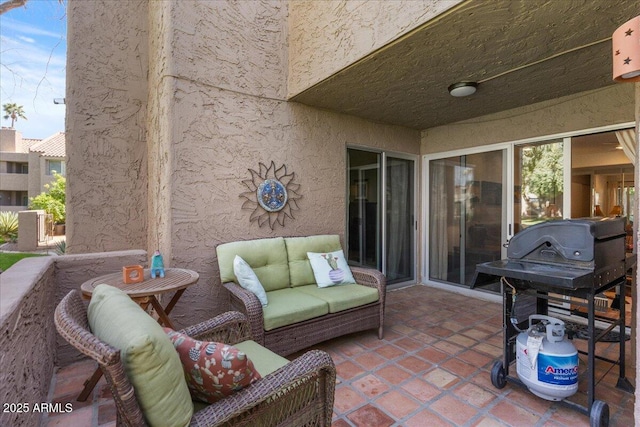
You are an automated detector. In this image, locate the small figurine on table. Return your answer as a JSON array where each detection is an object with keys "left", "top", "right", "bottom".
[{"left": 150, "top": 250, "right": 165, "bottom": 278}]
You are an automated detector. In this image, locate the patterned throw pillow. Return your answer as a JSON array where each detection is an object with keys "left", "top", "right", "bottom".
[
  {"left": 307, "top": 249, "right": 356, "bottom": 288},
  {"left": 164, "top": 328, "right": 261, "bottom": 403}
]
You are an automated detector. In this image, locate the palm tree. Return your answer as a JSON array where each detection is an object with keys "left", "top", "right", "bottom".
[{"left": 2, "top": 103, "right": 27, "bottom": 128}]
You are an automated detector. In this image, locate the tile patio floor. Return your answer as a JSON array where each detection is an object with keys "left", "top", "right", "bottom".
[{"left": 44, "top": 285, "right": 635, "bottom": 426}]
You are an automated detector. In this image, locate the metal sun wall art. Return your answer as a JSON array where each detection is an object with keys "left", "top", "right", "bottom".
[{"left": 240, "top": 161, "right": 301, "bottom": 229}]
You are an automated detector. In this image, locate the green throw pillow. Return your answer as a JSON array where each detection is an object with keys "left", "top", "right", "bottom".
[{"left": 87, "top": 284, "right": 193, "bottom": 427}]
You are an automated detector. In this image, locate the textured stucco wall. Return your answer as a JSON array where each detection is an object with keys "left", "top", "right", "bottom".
[
  {"left": 143, "top": 0, "right": 419, "bottom": 327},
  {"left": 66, "top": 0, "right": 149, "bottom": 254},
  {"left": 54, "top": 250, "right": 148, "bottom": 366},
  {"left": 421, "top": 84, "right": 635, "bottom": 152},
  {"left": 0, "top": 257, "right": 55, "bottom": 427},
  {"left": 288, "top": 0, "right": 462, "bottom": 96}
]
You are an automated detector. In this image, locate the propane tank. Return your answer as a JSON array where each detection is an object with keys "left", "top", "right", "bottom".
[{"left": 516, "top": 315, "right": 578, "bottom": 401}]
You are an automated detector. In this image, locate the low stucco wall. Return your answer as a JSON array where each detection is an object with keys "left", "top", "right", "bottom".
[
  {"left": 0, "top": 250, "right": 147, "bottom": 427},
  {"left": 0, "top": 256, "right": 55, "bottom": 427},
  {"left": 53, "top": 250, "right": 148, "bottom": 365}
]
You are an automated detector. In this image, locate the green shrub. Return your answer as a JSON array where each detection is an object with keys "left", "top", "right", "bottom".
[
  {"left": 29, "top": 171, "right": 66, "bottom": 224},
  {"left": 0, "top": 211, "right": 18, "bottom": 238}
]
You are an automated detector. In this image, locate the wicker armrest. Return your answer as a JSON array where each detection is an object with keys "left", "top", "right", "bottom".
[
  {"left": 179, "top": 311, "right": 253, "bottom": 345},
  {"left": 350, "top": 266, "right": 386, "bottom": 293},
  {"left": 190, "top": 349, "right": 336, "bottom": 426},
  {"left": 223, "top": 282, "right": 265, "bottom": 345}
]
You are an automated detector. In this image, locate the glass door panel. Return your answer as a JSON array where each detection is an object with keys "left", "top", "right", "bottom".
[
  {"left": 386, "top": 156, "right": 415, "bottom": 285},
  {"left": 348, "top": 149, "right": 380, "bottom": 269},
  {"left": 429, "top": 150, "right": 504, "bottom": 287},
  {"left": 514, "top": 140, "right": 564, "bottom": 233}
]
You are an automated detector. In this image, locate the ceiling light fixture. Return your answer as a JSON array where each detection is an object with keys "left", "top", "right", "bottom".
[
  {"left": 448, "top": 81, "right": 477, "bottom": 97},
  {"left": 612, "top": 15, "right": 640, "bottom": 82}
]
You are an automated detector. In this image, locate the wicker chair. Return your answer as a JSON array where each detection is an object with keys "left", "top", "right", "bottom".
[{"left": 54, "top": 290, "right": 336, "bottom": 426}]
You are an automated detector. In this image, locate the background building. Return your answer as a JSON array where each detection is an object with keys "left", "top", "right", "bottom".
[{"left": 0, "top": 128, "right": 66, "bottom": 211}]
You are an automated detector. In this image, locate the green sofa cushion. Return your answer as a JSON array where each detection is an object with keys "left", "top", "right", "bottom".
[
  {"left": 217, "top": 237, "right": 290, "bottom": 292},
  {"left": 296, "top": 284, "right": 379, "bottom": 313},
  {"left": 263, "top": 288, "right": 329, "bottom": 331},
  {"left": 87, "top": 284, "right": 193, "bottom": 427},
  {"left": 235, "top": 340, "right": 289, "bottom": 376},
  {"left": 285, "top": 235, "right": 342, "bottom": 287}
]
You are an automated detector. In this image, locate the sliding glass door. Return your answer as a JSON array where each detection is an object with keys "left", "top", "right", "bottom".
[
  {"left": 347, "top": 148, "right": 416, "bottom": 286},
  {"left": 428, "top": 150, "right": 506, "bottom": 287}
]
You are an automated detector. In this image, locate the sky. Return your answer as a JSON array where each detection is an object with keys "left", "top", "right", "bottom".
[{"left": 0, "top": 0, "right": 66, "bottom": 139}]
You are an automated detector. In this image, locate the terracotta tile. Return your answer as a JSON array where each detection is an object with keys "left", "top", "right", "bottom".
[
  {"left": 457, "top": 349, "right": 493, "bottom": 368},
  {"left": 98, "top": 402, "right": 117, "bottom": 424},
  {"left": 331, "top": 420, "right": 351, "bottom": 427},
  {"left": 441, "top": 320, "right": 466, "bottom": 332},
  {"left": 452, "top": 382, "right": 497, "bottom": 408},
  {"left": 336, "top": 360, "right": 365, "bottom": 380},
  {"left": 405, "top": 409, "right": 454, "bottom": 427},
  {"left": 401, "top": 378, "right": 441, "bottom": 403},
  {"left": 489, "top": 400, "right": 541, "bottom": 426},
  {"left": 346, "top": 404, "right": 394, "bottom": 427},
  {"left": 447, "top": 333, "right": 478, "bottom": 348},
  {"left": 333, "top": 385, "right": 366, "bottom": 414},
  {"left": 390, "top": 323, "right": 415, "bottom": 336},
  {"left": 430, "top": 395, "right": 477, "bottom": 425},
  {"left": 472, "top": 415, "right": 507, "bottom": 426},
  {"left": 434, "top": 340, "right": 464, "bottom": 355},
  {"left": 505, "top": 387, "right": 553, "bottom": 415},
  {"left": 428, "top": 326, "right": 455, "bottom": 338},
  {"left": 462, "top": 327, "right": 494, "bottom": 341},
  {"left": 397, "top": 355, "right": 431, "bottom": 374},
  {"left": 441, "top": 357, "right": 478, "bottom": 378},
  {"left": 336, "top": 341, "right": 366, "bottom": 357},
  {"left": 473, "top": 342, "right": 503, "bottom": 358},
  {"left": 375, "top": 390, "right": 420, "bottom": 419},
  {"left": 394, "top": 337, "right": 423, "bottom": 352},
  {"left": 422, "top": 368, "right": 459, "bottom": 389},
  {"left": 375, "top": 365, "right": 412, "bottom": 385},
  {"left": 354, "top": 352, "right": 386, "bottom": 370},
  {"left": 415, "top": 347, "right": 449, "bottom": 364},
  {"left": 45, "top": 406, "right": 93, "bottom": 427},
  {"left": 411, "top": 331, "right": 438, "bottom": 345},
  {"left": 352, "top": 374, "right": 389, "bottom": 398},
  {"left": 375, "top": 344, "right": 405, "bottom": 360}
]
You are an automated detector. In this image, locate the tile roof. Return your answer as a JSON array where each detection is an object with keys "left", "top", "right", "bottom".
[
  {"left": 29, "top": 132, "right": 65, "bottom": 157},
  {"left": 21, "top": 138, "right": 41, "bottom": 153}
]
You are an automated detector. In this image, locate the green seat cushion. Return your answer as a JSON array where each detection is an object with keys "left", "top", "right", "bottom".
[
  {"left": 263, "top": 288, "right": 329, "bottom": 331},
  {"left": 87, "top": 284, "right": 193, "bottom": 427},
  {"left": 217, "top": 237, "right": 290, "bottom": 291},
  {"left": 235, "top": 340, "right": 289, "bottom": 376},
  {"left": 285, "top": 235, "right": 342, "bottom": 287},
  {"left": 296, "top": 284, "right": 379, "bottom": 313}
]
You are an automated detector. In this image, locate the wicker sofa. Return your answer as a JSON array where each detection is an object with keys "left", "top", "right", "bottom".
[{"left": 216, "top": 235, "right": 386, "bottom": 356}]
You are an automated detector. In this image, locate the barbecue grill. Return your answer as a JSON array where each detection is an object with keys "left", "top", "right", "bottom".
[{"left": 472, "top": 217, "right": 634, "bottom": 427}]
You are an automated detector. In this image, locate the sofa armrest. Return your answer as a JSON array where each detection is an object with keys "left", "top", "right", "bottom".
[
  {"left": 223, "top": 282, "right": 265, "bottom": 345},
  {"left": 351, "top": 266, "right": 386, "bottom": 339},
  {"left": 351, "top": 266, "right": 386, "bottom": 294},
  {"left": 190, "top": 349, "right": 336, "bottom": 427},
  {"left": 178, "top": 311, "right": 253, "bottom": 345}
]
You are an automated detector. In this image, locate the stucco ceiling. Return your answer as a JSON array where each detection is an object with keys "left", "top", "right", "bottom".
[{"left": 290, "top": 0, "right": 638, "bottom": 131}]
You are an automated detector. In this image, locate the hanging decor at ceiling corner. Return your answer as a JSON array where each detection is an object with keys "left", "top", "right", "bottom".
[
  {"left": 240, "top": 161, "right": 302, "bottom": 230},
  {"left": 612, "top": 15, "right": 640, "bottom": 82}
]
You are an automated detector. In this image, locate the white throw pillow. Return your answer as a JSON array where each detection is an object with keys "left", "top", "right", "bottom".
[
  {"left": 233, "top": 255, "right": 268, "bottom": 306},
  {"left": 307, "top": 250, "right": 356, "bottom": 288}
]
